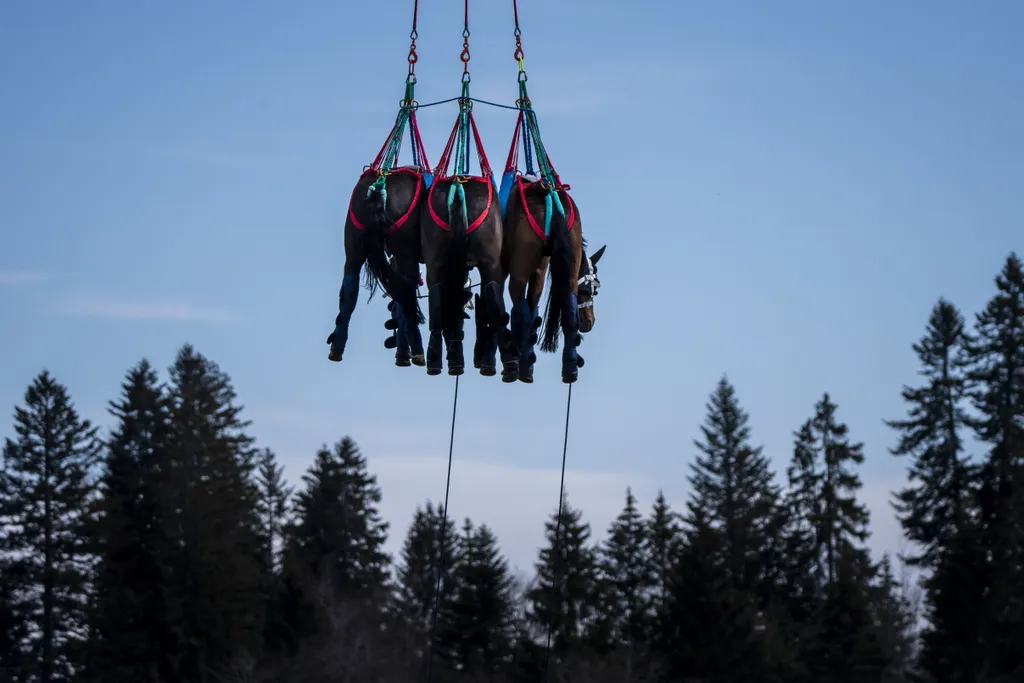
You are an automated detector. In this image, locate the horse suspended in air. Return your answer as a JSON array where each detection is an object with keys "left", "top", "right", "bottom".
[
  {"left": 327, "top": 166, "right": 427, "bottom": 367},
  {"left": 420, "top": 96, "right": 518, "bottom": 380},
  {"left": 493, "top": 173, "right": 604, "bottom": 383}
]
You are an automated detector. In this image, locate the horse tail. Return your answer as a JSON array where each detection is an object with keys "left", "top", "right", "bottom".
[
  {"left": 540, "top": 193, "right": 572, "bottom": 353},
  {"left": 361, "top": 182, "right": 423, "bottom": 323},
  {"left": 442, "top": 183, "right": 470, "bottom": 332}
]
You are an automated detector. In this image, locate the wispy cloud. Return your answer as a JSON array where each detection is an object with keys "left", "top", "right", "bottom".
[
  {"left": 0, "top": 270, "right": 48, "bottom": 286},
  {"left": 52, "top": 292, "right": 235, "bottom": 323}
]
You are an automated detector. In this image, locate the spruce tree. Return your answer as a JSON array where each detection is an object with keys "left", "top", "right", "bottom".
[
  {"left": 917, "top": 517, "right": 987, "bottom": 683},
  {"left": 393, "top": 501, "right": 458, "bottom": 652},
  {"left": 963, "top": 252, "right": 1024, "bottom": 678},
  {"left": 444, "top": 520, "right": 516, "bottom": 674},
  {"left": 88, "top": 360, "right": 176, "bottom": 683},
  {"left": 0, "top": 370, "right": 101, "bottom": 683},
  {"left": 887, "top": 298, "right": 975, "bottom": 567},
  {"left": 869, "top": 554, "right": 917, "bottom": 683},
  {"left": 163, "top": 345, "right": 266, "bottom": 681},
  {"left": 253, "top": 447, "right": 293, "bottom": 654},
  {"left": 597, "top": 487, "right": 650, "bottom": 669},
  {"left": 643, "top": 490, "right": 681, "bottom": 655},
  {"left": 287, "top": 437, "right": 391, "bottom": 597},
  {"left": 0, "top": 551, "right": 30, "bottom": 677},
  {"left": 255, "top": 447, "right": 292, "bottom": 573},
  {"left": 790, "top": 393, "right": 871, "bottom": 586},
  {"left": 807, "top": 547, "right": 886, "bottom": 683},
  {"left": 527, "top": 495, "right": 600, "bottom": 661},
  {"left": 688, "top": 376, "right": 781, "bottom": 601},
  {"left": 659, "top": 505, "right": 763, "bottom": 682}
]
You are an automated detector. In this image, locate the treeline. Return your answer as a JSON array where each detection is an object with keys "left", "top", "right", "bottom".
[{"left": 0, "top": 252, "right": 1022, "bottom": 683}]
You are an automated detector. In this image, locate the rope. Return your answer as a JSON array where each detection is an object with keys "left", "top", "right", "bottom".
[
  {"left": 400, "top": 95, "right": 526, "bottom": 112},
  {"left": 425, "top": 375, "right": 460, "bottom": 683},
  {"left": 541, "top": 383, "right": 573, "bottom": 683}
]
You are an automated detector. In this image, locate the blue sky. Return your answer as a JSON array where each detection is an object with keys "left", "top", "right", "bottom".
[{"left": 2, "top": 0, "right": 1022, "bottom": 576}]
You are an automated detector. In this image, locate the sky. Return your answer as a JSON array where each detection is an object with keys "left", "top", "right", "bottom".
[{"left": 1, "top": 0, "right": 1022, "bottom": 579}]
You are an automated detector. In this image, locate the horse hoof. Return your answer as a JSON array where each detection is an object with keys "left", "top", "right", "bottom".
[
  {"left": 518, "top": 370, "right": 534, "bottom": 384},
  {"left": 448, "top": 366, "right": 465, "bottom": 376},
  {"left": 427, "top": 367, "right": 442, "bottom": 376},
  {"left": 411, "top": 354, "right": 426, "bottom": 367},
  {"left": 502, "top": 371, "right": 518, "bottom": 383},
  {"left": 473, "top": 360, "right": 482, "bottom": 369},
  {"left": 480, "top": 365, "right": 496, "bottom": 377},
  {"left": 328, "top": 351, "right": 342, "bottom": 362},
  {"left": 562, "top": 372, "right": 578, "bottom": 384},
  {"left": 395, "top": 358, "right": 411, "bottom": 367}
]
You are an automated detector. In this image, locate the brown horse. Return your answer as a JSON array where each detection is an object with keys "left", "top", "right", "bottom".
[
  {"left": 496, "top": 175, "right": 605, "bottom": 383},
  {"left": 326, "top": 167, "right": 426, "bottom": 366},
  {"left": 420, "top": 175, "right": 518, "bottom": 380}
]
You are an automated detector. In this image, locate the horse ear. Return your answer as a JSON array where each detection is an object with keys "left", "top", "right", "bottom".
[{"left": 590, "top": 245, "right": 607, "bottom": 265}]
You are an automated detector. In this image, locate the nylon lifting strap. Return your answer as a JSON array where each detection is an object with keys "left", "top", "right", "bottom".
[
  {"left": 429, "top": 0, "right": 496, "bottom": 233},
  {"left": 365, "top": 0, "right": 433, "bottom": 197},
  {"left": 498, "top": 0, "right": 567, "bottom": 234}
]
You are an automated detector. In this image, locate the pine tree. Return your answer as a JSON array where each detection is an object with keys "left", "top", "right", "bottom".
[
  {"left": 253, "top": 447, "right": 293, "bottom": 655},
  {"left": 286, "top": 437, "right": 391, "bottom": 599},
  {"left": 869, "top": 554, "right": 917, "bottom": 683},
  {"left": 917, "top": 516, "right": 987, "bottom": 683},
  {"left": 87, "top": 360, "right": 177, "bottom": 683},
  {"left": 597, "top": 487, "right": 650, "bottom": 670},
  {"left": 807, "top": 547, "right": 887, "bottom": 683},
  {"left": 0, "top": 370, "right": 101, "bottom": 683},
  {"left": 643, "top": 490, "right": 681, "bottom": 655},
  {"left": 444, "top": 520, "right": 516, "bottom": 674},
  {"left": 759, "top": 499, "right": 818, "bottom": 683},
  {"left": 527, "top": 495, "right": 600, "bottom": 662},
  {"left": 659, "top": 505, "right": 763, "bottom": 682},
  {"left": 689, "top": 376, "right": 781, "bottom": 601},
  {"left": 887, "top": 298, "right": 975, "bottom": 568},
  {"left": 0, "top": 553, "right": 30, "bottom": 678},
  {"left": 393, "top": 501, "right": 458, "bottom": 652},
  {"left": 790, "top": 393, "right": 871, "bottom": 586},
  {"left": 963, "top": 252, "right": 1024, "bottom": 678},
  {"left": 163, "top": 345, "right": 266, "bottom": 681},
  {"left": 254, "top": 447, "right": 292, "bottom": 573}
]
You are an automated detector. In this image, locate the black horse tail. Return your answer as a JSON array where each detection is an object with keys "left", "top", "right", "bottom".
[
  {"left": 540, "top": 194, "right": 572, "bottom": 353},
  {"left": 361, "top": 183, "right": 423, "bottom": 323},
  {"left": 441, "top": 183, "right": 470, "bottom": 332}
]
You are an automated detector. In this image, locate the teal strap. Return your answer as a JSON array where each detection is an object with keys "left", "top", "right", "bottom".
[
  {"left": 542, "top": 189, "right": 565, "bottom": 237},
  {"left": 447, "top": 182, "right": 468, "bottom": 228}
]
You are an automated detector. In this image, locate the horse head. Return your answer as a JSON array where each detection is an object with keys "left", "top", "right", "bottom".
[{"left": 578, "top": 244, "right": 605, "bottom": 333}]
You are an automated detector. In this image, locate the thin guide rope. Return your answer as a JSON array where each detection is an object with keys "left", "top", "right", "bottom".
[
  {"left": 542, "top": 383, "right": 573, "bottom": 683},
  {"left": 425, "top": 375, "right": 459, "bottom": 683}
]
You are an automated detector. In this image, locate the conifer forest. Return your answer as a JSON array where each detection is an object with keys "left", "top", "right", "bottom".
[{"left": 1, "top": 252, "right": 1022, "bottom": 683}]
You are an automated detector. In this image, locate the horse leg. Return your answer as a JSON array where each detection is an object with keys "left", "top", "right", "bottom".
[
  {"left": 391, "top": 300, "right": 412, "bottom": 367},
  {"left": 476, "top": 261, "right": 518, "bottom": 383},
  {"left": 517, "top": 263, "right": 547, "bottom": 383},
  {"left": 559, "top": 247, "right": 584, "bottom": 384},
  {"left": 508, "top": 276, "right": 532, "bottom": 382},
  {"left": 443, "top": 285, "right": 466, "bottom": 376},
  {"left": 395, "top": 258, "right": 425, "bottom": 366},
  {"left": 327, "top": 254, "right": 363, "bottom": 362},
  {"left": 425, "top": 275, "right": 444, "bottom": 376},
  {"left": 472, "top": 292, "right": 497, "bottom": 376}
]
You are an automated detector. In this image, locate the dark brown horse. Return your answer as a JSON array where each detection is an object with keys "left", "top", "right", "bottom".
[
  {"left": 327, "top": 167, "right": 426, "bottom": 366},
  {"left": 420, "top": 175, "right": 518, "bottom": 380},
  {"left": 497, "top": 175, "right": 605, "bottom": 383}
]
